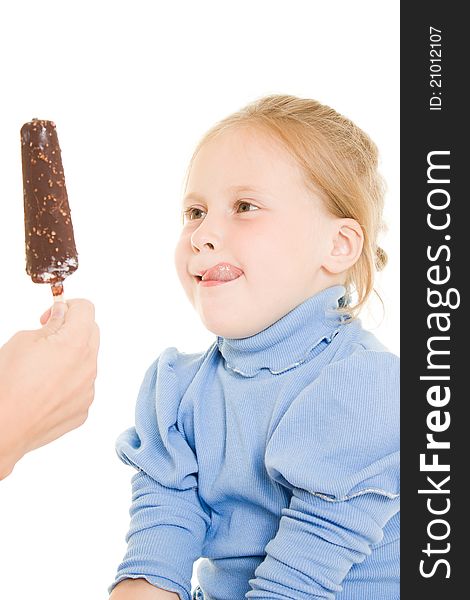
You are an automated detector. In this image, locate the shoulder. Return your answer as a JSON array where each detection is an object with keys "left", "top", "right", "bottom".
[
  {"left": 116, "top": 345, "right": 217, "bottom": 488},
  {"left": 324, "top": 319, "right": 400, "bottom": 401},
  {"left": 312, "top": 337, "right": 399, "bottom": 434},
  {"left": 280, "top": 340, "right": 399, "bottom": 436},
  {"left": 265, "top": 330, "right": 400, "bottom": 498},
  {"left": 143, "top": 342, "right": 218, "bottom": 392},
  {"left": 327, "top": 336, "right": 399, "bottom": 392},
  {"left": 267, "top": 325, "right": 399, "bottom": 441},
  {"left": 133, "top": 342, "right": 218, "bottom": 422},
  {"left": 156, "top": 345, "right": 213, "bottom": 371}
]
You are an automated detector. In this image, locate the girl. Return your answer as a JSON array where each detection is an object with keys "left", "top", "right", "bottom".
[{"left": 109, "top": 95, "right": 399, "bottom": 600}]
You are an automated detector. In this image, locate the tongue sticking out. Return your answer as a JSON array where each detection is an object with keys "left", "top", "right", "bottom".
[{"left": 203, "top": 263, "right": 243, "bottom": 282}]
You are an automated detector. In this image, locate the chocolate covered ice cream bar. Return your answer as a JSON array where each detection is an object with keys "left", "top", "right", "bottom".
[{"left": 21, "top": 119, "right": 78, "bottom": 296}]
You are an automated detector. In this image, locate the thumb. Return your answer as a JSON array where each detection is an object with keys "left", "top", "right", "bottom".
[{"left": 40, "top": 301, "right": 68, "bottom": 335}]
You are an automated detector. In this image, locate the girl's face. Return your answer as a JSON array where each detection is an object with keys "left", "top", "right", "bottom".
[{"left": 174, "top": 126, "right": 341, "bottom": 339}]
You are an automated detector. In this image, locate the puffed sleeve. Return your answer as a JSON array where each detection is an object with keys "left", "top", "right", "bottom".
[
  {"left": 110, "top": 347, "right": 211, "bottom": 600},
  {"left": 247, "top": 348, "right": 400, "bottom": 600}
]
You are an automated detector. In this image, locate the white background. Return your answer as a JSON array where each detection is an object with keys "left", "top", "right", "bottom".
[{"left": 0, "top": 1, "right": 399, "bottom": 598}]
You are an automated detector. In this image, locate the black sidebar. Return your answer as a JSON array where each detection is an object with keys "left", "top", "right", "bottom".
[{"left": 401, "top": 3, "right": 465, "bottom": 598}]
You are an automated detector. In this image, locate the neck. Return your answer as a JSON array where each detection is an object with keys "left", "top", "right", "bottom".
[{"left": 216, "top": 285, "right": 350, "bottom": 377}]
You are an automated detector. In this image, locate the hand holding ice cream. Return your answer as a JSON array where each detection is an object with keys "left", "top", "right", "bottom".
[{"left": 0, "top": 299, "right": 99, "bottom": 479}]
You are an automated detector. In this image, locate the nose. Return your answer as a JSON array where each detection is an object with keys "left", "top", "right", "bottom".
[{"left": 190, "top": 216, "right": 222, "bottom": 254}]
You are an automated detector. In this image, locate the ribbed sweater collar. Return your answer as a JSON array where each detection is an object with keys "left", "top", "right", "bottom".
[{"left": 216, "top": 284, "right": 348, "bottom": 377}]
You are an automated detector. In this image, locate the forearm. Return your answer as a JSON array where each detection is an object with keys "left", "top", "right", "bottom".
[
  {"left": 109, "top": 578, "right": 180, "bottom": 600},
  {"left": 247, "top": 491, "right": 399, "bottom": 599},
  {"left": 112, "top": 471, "right": 209, "bottom": 600},
  {"left": 0, "top": 394, "right": 28, "bottom": 480}
]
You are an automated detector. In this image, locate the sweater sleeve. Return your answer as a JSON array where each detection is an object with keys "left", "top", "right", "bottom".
[
  {"left": 247, "top": 348, "right": 400, "bottom": 600},
  {"left": 110, "top": 347, "right": 211, "bottom": 600}
]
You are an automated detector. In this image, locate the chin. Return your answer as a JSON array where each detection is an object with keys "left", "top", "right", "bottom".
[
  {"left": 204, "top": 322, "right": 247, "bottom": 339},
  {"left": 201, "top": 316, "right": 266, "bottom": 340},
  {"left": 194, "top": 294, "right": 278, "bottom": 339},
  {"left": 198, "top": 311, "right": 249, "bottom": 339}
]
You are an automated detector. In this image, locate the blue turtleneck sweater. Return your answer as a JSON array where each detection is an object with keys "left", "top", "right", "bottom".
[{"left": 111, "top": 285, "right": 400, "bottom": 600}]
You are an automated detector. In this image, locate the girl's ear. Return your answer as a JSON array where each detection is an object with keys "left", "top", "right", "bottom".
[{"left": 323, "top": 218, "right": 364, "bottom": 274}]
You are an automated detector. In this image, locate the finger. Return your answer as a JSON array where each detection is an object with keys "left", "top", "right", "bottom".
[
  {"left": 39, "top": 299, "right": 68, "bottom": 326},
  {"left": 61, "top": 299, "right": 97, "bottom": 344},
  {"left": 39, "top": 301, "right": 68, "bottom": 336},
  {"left": 40, "top": 307, "right": 52, "bottom": 325}
]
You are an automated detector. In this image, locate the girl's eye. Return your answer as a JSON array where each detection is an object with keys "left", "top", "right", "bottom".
[
  {"left": 182, "top": 201, "right": 258, "bottom": 223},
  {"left": 236, "top": 201, "right": 258, "bottom": 213},
  {"left": 183, "top": 207, "right": 206, "bottom": 222}
]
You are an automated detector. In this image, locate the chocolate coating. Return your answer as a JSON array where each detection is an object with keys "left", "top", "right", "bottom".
[{"left": 21, "top": 119, "right": 78, "bottom": 285}]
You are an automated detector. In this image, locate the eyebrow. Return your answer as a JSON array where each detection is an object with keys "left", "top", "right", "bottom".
[{"left": 183, "top": 185, "right": 267, "bottom": 204}]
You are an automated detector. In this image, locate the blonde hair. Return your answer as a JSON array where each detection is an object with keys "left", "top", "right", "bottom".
[{"left": 184, "top": 94, "right": 389, "bottom": 321}]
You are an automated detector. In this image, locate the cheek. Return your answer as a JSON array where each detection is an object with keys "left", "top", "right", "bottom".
[
  {"left": 251, "top": 219, "right": 318, "bottom": 282},
  {"left": 244, "top": 224, "right": 292, "bottom": 281},
  {"left": 285, "top": 216, "right": 322, "bottom": 263},
  {"left": 255, "top": 216, "right": 306, "bottom": 260},
  {"left": 174, "top": 234, "right": 190, "bottom": 281}
]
